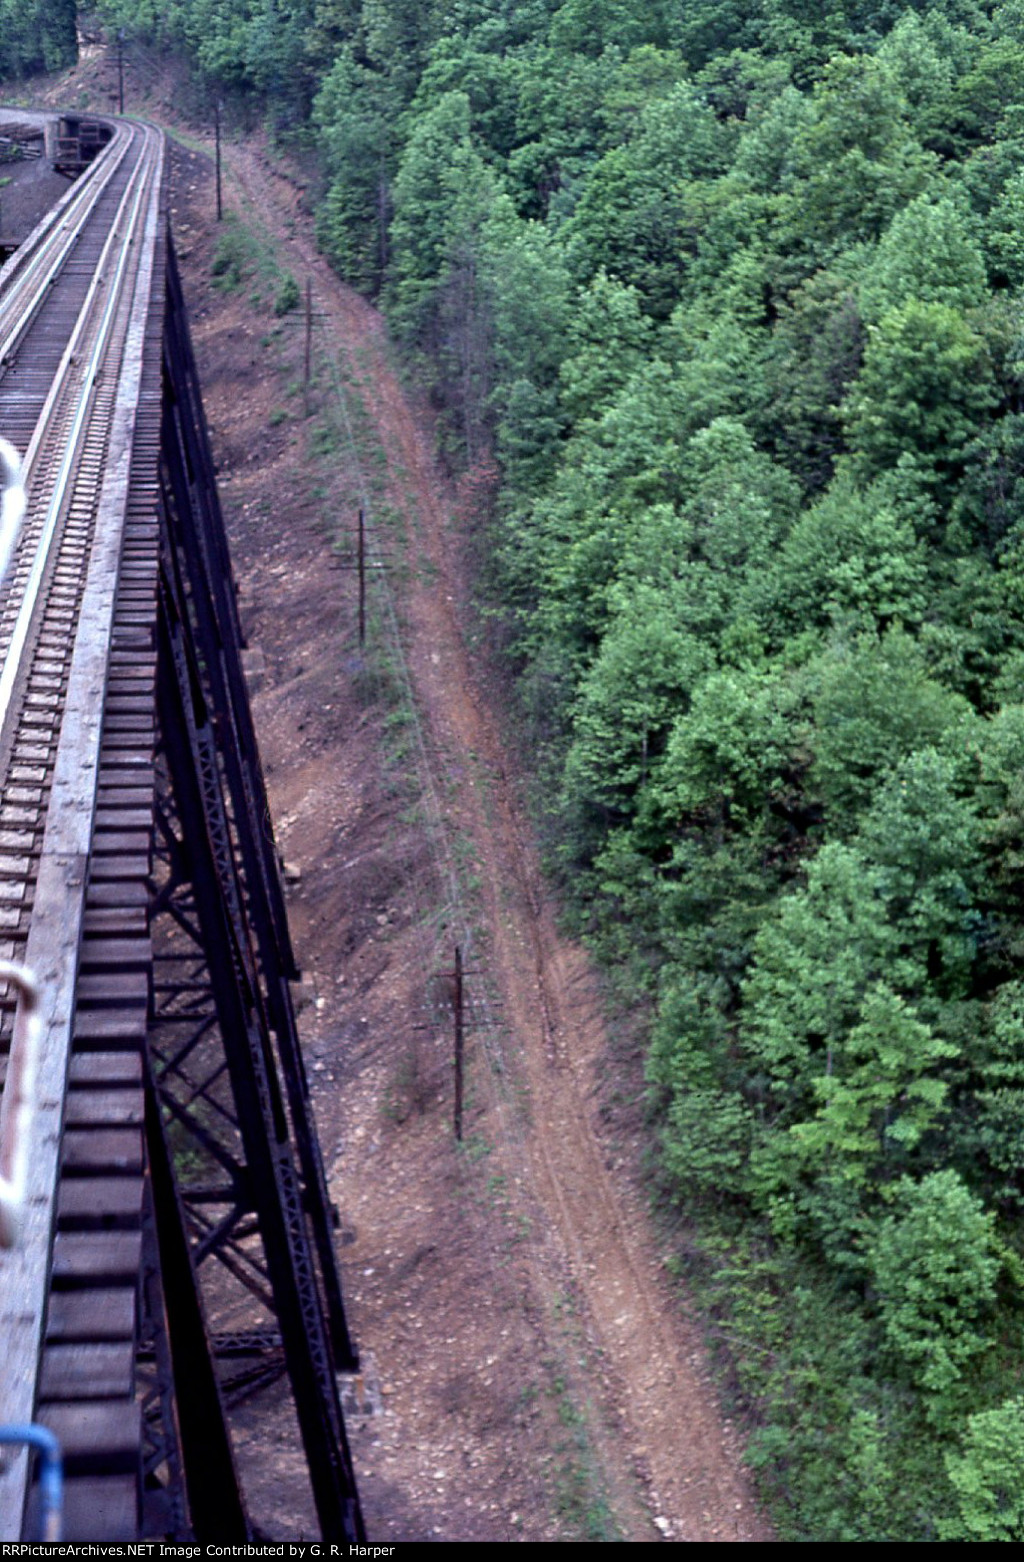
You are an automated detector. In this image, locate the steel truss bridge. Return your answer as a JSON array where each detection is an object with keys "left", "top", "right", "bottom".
[{"left": 0, "top": 113, "right": 364, "bottom": 1543}]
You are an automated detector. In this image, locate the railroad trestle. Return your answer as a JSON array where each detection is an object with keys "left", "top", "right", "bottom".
[{"left": 0, "top": 116, "right": 364, "bottom": 1543}]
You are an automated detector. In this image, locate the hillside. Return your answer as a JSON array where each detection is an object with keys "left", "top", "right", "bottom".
[{"left": 14, "top": 0, "right": 1024, "bottom": 1541}]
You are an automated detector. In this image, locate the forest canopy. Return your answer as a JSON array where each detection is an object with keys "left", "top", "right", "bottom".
[
  {"left": 0, "top": 0, "right": 76, "bottom": 79},
  {"left": 28, "top": 0, "right": 1024, "bottom": 1540}
]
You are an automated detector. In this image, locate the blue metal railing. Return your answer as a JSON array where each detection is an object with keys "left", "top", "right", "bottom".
[{"left": 0, "top": 1424, "right": 63, "bottom": 1540}]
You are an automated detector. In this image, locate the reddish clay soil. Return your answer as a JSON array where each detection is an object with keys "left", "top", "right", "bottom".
[{"left": 35, "top": 39, "right": 773, "bottom": 1543}]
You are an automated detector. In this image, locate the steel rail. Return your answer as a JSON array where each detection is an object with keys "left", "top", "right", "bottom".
[
  {"left": 0, "top": 132, "right": 157, "bottom": 700},
  {"left": 0, "top": 122, "right": 138, "bottom": 594},
  {"left": 0, "top": 122, "right": 132, "bottom": 365}
]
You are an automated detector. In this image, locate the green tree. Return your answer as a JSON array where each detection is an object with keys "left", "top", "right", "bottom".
[
  {"left": 522, "top": 364, "right": 699, "bottom": 657},
  {"left": 742, "top": 842, "right": 910, "bottom": 1092},
  {"left": 177, "top": 0, "right": 254, "bottom": 89},
  {"left": 943, "top": 1398, "right": 1024, "bottom": 1541},
  {"left": 558, "top": 271, "right": 654, "bottom": 431},
  {"left": 869, "top": 1170, "right": 1000, "bottom": 1401},
  {"left": 669, "top": 0, "right": 763, "bottom": 70},
  {"left": 507, "top": 43, "right": 621, "bottom": 218},
  {"left": 952, "top": 32, "right": 1024, "bottom": 146},
  {"left": 487, "top": 218, "right": 570, "bottom": 492},
  {"left": 244, "top": 0, "right": 317, "bottom": 124},
  {"left": 810, "top": 628, "right": 972, "bottom": 821},
  {"left": 765, "top": 475, "right": 928, "bottom": 640},
  {"left": 548, "top": 0, "right": 672, "bottom": 57},
  {"left": 856, "top": 746, "right": 980, "bottom": 988},
  {"left": 981, "top": 168, "right": 1024, "bottom": 285},
  {"left": 785, "top": 984, "right": 953, "bottom": 1192},
  {"left": 412, "top": 30, "right": 525, "bottom": 163},
  {"left": 949, "top": 977, "right": 1024, "bottom": 1207},
  {"left": 874, "top": 9, "right": 962, "bottom": 154},
  {"left": 661, "top": 1087, "right": 755, "bottom": 1202},
  {"left": 601, "top": 43, "right": 692, "bottom": 141},
  {"left": 859, "top": 193, "right": 987, "bottom": 324},
  {"left": 761, "top": 268, "right": 864, "bottom": 493},
  {"left": 314, "top": 47, "right": 398, "bottom": 292},
  {"left": 390, "top": 90, "right": 520, "bottom": 458},
  {"left": 0, "top": 0, "right": 76, "bottom": 77},
  {"left": 652, "top": 667, "right": 799, "bottom": 830},
  {"left": 562, "top": 81, "right": 726, "bottom": 313},
  {"left": 845, "top": 301, "right": 996, "bottom": 492},
  {"left": 563, "top": 593, "right": 713, "bottom": 817},
  {"left": 731, "top": 83, "right": 814, "bottom": 193},
  {"left": 678, "top": 416, "right": 796, "bottom": 575},
  {"left": 784, "top": 51, "right": 937, "bottom": 255},
  {"left": 361, "top": 0, "right": 445, "bottom": 105},
  {"left": 389, "top": 90, "right": 479, "bottom": 337}
]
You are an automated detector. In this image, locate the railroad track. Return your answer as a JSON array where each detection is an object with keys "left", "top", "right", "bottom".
[{"left": 0, "top": 113, "right": 166, "bottom": 1539}]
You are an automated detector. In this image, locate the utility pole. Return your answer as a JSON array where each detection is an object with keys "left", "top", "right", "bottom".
[
  {"left": 117, "top": 30, "right": 124, "bottom": 114},
  {"left": 304, "top": 277, "right": 312, "bottom": 413},
  {"left": 329, "top": 512, "right": 387, "bottom": 641},
  {"left": 357, "top": 507, "right": 366, "bottom": 647},
  {"left": 453, "top": 946, "right": 464, "bottom": 1142},
  {"left": 214, "top": 100, "right": 223, "bottom": 221}
]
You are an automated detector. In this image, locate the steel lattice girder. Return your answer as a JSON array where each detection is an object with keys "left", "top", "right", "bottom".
[{"left": 144, "top": 235, "right": 364, "bottom": 1543}]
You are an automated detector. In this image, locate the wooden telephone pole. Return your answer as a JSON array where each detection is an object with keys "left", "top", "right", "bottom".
[{"left": 453, "top": 946, "right": 464, "bottom": 1142}]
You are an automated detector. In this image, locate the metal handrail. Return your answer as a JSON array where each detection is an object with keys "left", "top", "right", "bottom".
[
  {"left": 0, "top": 436, "right": 25, "bottom": 591},
  {"left": 0, "top": 961, "right": 42, "bottom": 1251},
  {"left": 0, "top": 1425, "right": 62, "bottom": 1540}
]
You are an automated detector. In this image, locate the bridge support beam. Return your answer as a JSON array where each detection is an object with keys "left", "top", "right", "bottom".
[{"left": 142, "top": 234, "right": 364, "bottom": 1542}]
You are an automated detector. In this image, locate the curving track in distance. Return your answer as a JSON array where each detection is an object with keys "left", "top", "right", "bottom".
[{"left": 0, "top": 113, "right": 165, "bottom": 1540}]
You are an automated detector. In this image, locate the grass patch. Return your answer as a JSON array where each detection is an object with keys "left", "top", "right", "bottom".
[
  {"left": 274, "top": 274, "right": 301, "bottom": 315},
  {"left": 544, "top": 1372, "right": 620, "bottom": 1542},
  {"left": 310, "top": 423, "right": 340, "bottom": 457},
  {"left": 211, "top": 221, "right": 258, "bottom": 291}
]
